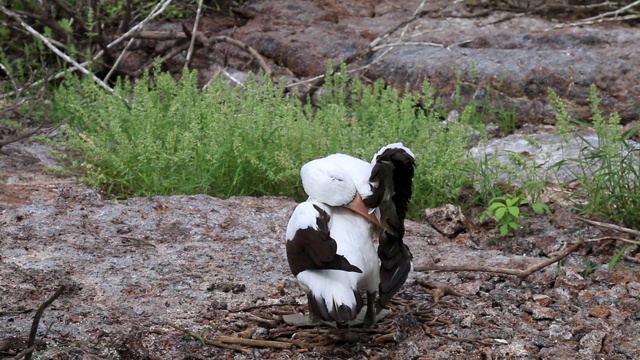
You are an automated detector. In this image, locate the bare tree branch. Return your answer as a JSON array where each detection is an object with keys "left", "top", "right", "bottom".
[
  {"left": 572, "top": 215, "right": 640, "bottom": 237},
  {"left": 547, "top": 0, "right": 640, "bottom": 30},
  {"left": 103, "top": 38, "right": 135, "bottom": 84},
  {"left": 414, "top": 241, "right": 584, "bottom": 279},
  {"left": 185, "top": 0, "right": 204, "bottom": 69}
]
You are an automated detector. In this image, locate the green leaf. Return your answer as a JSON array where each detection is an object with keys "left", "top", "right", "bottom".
[
  {"left": 495, "top": 207, "right": 507, "bottom": 220},
  {"left": 488, "top": 201, "right": 506, "bottom": 211},
  {"left": 508, "top": 221, "right": 519, "bottom": 230},
  {"left": 506, "top": 196, "right": 520, "bottom": 207},
  {"left": 499, "top": 223, "right": 509, "bottom": 236},
  {"left": 531, "top": 202, "right": 550, "bottom": 215},
  {"left": 58, "top": 18, "right": 73, "bottom": 33},
  {"left": 508, "top": 206, "right": 520, "bottom": 218},
  {"left": 479, "top": 213, "right": 487, "bottom": 223}
]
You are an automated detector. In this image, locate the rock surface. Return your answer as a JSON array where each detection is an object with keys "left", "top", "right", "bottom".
[
  {"left": 123, "top": 0, "right": 640, "bottom": 124},
  {"left": 2, "top": 139, "right": 640, "bottom": 358}
]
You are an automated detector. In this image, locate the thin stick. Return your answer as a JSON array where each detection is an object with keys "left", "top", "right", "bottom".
[
  {"left": 214, "top": 335, "right": 293, "bottom": 349},
  {"left": 372, "top": 41, "right": 444, "bottom": 51},
  {"left": 370, "top": 1, "right": 429, "bottom": 49},
  {"left": 201, "top": 35, "right": 272, "bottom": 77},
  {"left": 103, "top": 38, "right": 135, "bottom": 84},
  {"left": 583, "top": 236, "right": 640, "bottom": 246},
  {"left": 23, "top": 286, "right": 65, "bottom": 360},
  {"left": 185, "top": 0, "right": 204, "bottom": 68},
  {"left": 230, "top": 303, "right": 299, "bottom": 313},
  {"left": 414, "top": 241, "right": 584, "bottom": 279},
  {"left": 132, "top": 42, "right": 189, "bottom": 77},
  {"left": 572, "top": 215, "right": 640, "bottom": 237},
  {"left": 293, "top": 0, "right": 430, "bottom": 97},
  {"left": 204, "top": 339, "right": 252, "bottom": 353},
  {"left": 109, "top": 0, "right": 173, "bottom": 50},
  {"left": 547, "top": 0, "right": 640, "bottom": 30},
  {"left": 577, "top": 0, "right": 640, "bottom": 23},
  {"left": 0, "top": 61, "right": 18, "bottom": 94},
  {"left": 221, "top": 69, "right": 245, "bottom": 88},
  {"left": 0, "top": 6, "right": 113, "bottom": 93},
  {"left": 167, "top": 323, "right": 252, "bottom": 353}
]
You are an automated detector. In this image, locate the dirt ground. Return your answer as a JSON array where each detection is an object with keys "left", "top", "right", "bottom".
[{"left": 1, "top": 137, "right": 640, "bottom": 360}]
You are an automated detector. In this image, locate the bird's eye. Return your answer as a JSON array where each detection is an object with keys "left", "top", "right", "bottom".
[{"left": 330, "top": 176, "right": 344, "bottom": 182}]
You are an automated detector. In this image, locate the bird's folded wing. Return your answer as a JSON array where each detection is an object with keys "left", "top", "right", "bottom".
[
  {"left": 286, "top": 202, "right": 362, "bottom": 276},
  {"left": 377, "top": 231, "right": 413, "bottom": 306},
  {"left": 364, "top": 144, "right": 416, "bottom": 237}
]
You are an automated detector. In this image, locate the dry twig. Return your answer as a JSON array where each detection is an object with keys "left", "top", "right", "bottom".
[
  {"left": 214, "top": 336, "right": 292, "bottom": 349},
  {"left": 20, "top": 286, "right": 65, "bottom": 360},
  {"left": 547, "top": 0, "right": 640, "bottom": 30},
  {"left": 572, "top": 215, "right": 640, "bottom": 237},
  {"left": 185, "top": 0, "right": 204, "bottom": 68},
  {"left": 103, "top": 38, "right": 135, "bottom": 84},
  {"left": 414, "top": 241, "right": 584, "bottom": 279}
]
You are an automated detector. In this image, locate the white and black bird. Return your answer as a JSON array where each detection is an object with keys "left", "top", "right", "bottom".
[{"left": 284, "top": 143, "right": 415, "bottom": 326}]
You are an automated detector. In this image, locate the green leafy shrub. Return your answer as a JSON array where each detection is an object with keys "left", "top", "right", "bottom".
[{"left": 54, "top": 62, "right": 485, "bottom": 216}]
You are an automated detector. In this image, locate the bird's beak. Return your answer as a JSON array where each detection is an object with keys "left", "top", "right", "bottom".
[{"left": 345, "top": 193, "right": 390, "bottom": 232}]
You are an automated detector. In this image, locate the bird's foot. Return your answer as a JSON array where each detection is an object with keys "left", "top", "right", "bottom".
[
  {"left": 282, "top": 307, "right": 391, "bottom": 328},
  {"left": 351, "top": 305, "right": 391, "bottom": 326},
  {"left": 282, "top": 313, "right": 338, "bottom": 328}
]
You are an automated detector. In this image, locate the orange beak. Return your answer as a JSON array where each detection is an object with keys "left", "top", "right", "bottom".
[{"left": 345, "top": 193, "right": 390, "bottom": 232}]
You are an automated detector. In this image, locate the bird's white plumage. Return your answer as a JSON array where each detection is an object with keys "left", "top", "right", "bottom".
[
  {"left": 300, "top": 153, "right": 374, "bottom": 207},
  {"left": 285, "top": 202, "right": 324, "bottom": 241}
]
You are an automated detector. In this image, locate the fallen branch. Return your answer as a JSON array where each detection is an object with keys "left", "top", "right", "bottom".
[
  {"left": 22, "top": 285, "right": 65, "bottom": 360},
  {"left": 547, "top": 0, "right": 640, "bottom": 30},
  {"left": 230, "top": 303, "right": 299, "bottom": 313},
  {"left": 414, "top": 241, "right": 584, "bottom": 279},
  {"left": 214, "top": 335, "right": 293, "bottom": 349},
  {"left": 414, "top": 278, "right": 470, "bottom": 303},
  {"left": 203, "top": 339, "right": 251, "bottom": 353},
  {"left": 291, "top": 0, "right": 434, "bottom": 100},
  {"left": 572, "top": 215, "right": 640, "bottom": 237},
  {"left": 167, "top": 323, "right": 251, "bottom": 353},
  {"left": 200, "top": 35, "right": 273, "bottom": 77},
  {"left": 584, "top": 236, "right": 640, "bottom": 246},
  {"left": 103, "top": 38, "right": 135, "bottom": 84}
]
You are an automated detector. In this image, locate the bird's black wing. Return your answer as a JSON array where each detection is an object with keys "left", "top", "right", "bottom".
[
  {"left": 286, "top": 203, "right": 362, "bottom": 276},
  {"left": 364, "top": 145, "right": 415, "bottom": 306}
]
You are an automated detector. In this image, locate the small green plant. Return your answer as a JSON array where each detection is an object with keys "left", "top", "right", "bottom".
[
  {"left": 479, "top": 193, "right": 550, "bottom": 236},
  {"left": 607, "top": 245, "right": 629, "bottom": 271},
  {"left": 184, "top": 326, "right": 210, "bottom": 346},
  {"left": 580, "top": 258, "right": 601, "bottom": 277},
  {"left": 549, "top": 85, "right": 640, "bottom": 230}
]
